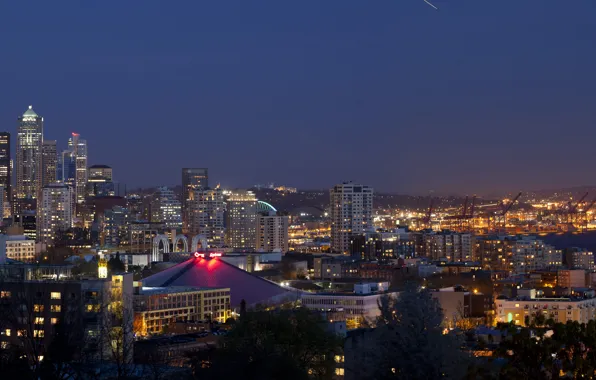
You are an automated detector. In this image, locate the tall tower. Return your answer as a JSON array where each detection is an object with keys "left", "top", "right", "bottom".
[
  {"left": 225, "top": 190, "right": 257, "bottom": 250},
  {"left": 0, "top": 132, "right": 11, "bottom": 215},
  {"left": 330, "top": 182, "right": 374, "bottom": 254},
  {"left": 181, "top": 168, "right": 208, "bottom": 232},
  {"left": 38, "top": 183, "right": 74, "bottom": 245},
  {"left": 71, "top": 133, "right": 88, "bottom": 204},
  {"left": 150, "top": 187, "right": 182, "bottom": 229},
  {"left": 42, "top": 140, "right": 57, "bottom": 186},
  {"left": 16, "top": 106, "right": 43, "bottom": 212},
  {"left": 190, "top": 187, "right": 225, "bottom": 247}
]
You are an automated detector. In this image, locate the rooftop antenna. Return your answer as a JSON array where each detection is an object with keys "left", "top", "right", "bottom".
[{"left": 424, "top": 0, "right": 438, "bottom": 10}]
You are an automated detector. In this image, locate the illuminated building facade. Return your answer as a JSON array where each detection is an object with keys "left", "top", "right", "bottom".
[
  {"left": 133, "top": 286, "right": 231, "bottom": 336},
  {"left": 41, "top": 140, "right": 57, "bottom": 186},
  {"left": 496, "top": 292, "right": 596, "bottom": 326},
  {"left": 150, "top": 187, "right": 182, "bottom": 229},
  {"left": 4, "top": 235, "right": 36, "bottom": 262},
  {"left": 88, "top": 164, "right": 112, "bottom": 181},
  {"left": 15, "top": 106, "right": 43, "bottom": 212},
  {"left": 190, "top": 187, "right": 225, "bottom": 247},
  {"left": 511, "top": 236, "right": 561, "bottom": 273},
  {"left": 71, "top": 133, "right": 88, "bottom": 204},
  {"left": 182, "top": 168, "right": 208, "bottom": 232},
  {"left": 225, "top": 190, "right": 257, "bottom": 250},
  {"left": 103, "top": 206, "right": 128, "bottom": 247},
  {"left": 330, "top": 182, "right": 373, "bottom": 254},
  {"left": 39, "top": 183, "right": 74, "bottom": 244},
  {"left": 256, "top": 213, "right": 289, "bottom": 253},
  {"left": 416, "top": 230, "right": 474, "bottom": 262},
  {"left": 0, "top": 132, "right": 11, "bottom": 214}
]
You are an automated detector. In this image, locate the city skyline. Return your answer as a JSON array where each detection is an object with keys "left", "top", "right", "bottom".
[{"left": 2, "top": 1, "right": 596, "bottom": 195}]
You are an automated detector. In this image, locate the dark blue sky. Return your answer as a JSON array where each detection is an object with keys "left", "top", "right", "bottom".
[{"left": 1, "top": 1, "right": 595, "bottom": 195}]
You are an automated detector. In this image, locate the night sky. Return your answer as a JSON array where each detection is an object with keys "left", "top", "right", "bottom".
[{"left": 1, "top": 1, "right": 595, "bottom": 195}]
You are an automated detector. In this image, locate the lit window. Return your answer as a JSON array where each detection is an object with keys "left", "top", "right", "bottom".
[
  {"left": 50, "top": 305, "right": 61, "bottom": 312},
  {"left": 34, "top": 317, "right": 44, "bottom": 325},
  {"left": 33, "top": 330, "right": 44, "bottom": 338},
  {"left": 4, "top": 329, "right": 10, "bottom": 336},
  {"left": 335, "top": 368, "right": 345, "bottom": 376},
  {"left": 34, "top": 304, "right": 44, "bottom": 312},
  {"left": 0, "top": 291, "right": 10, "bottom": 298},
  {"left": 51, "top": 318, "right": 58, "bottom": 325},
  {"left": 51, "top": 292, "right": 61, "bottom": 300}
]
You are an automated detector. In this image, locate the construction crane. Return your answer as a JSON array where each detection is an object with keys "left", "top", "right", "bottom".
[
  {"left": 579, "top": 198, "right": 596, "bottom": 232},
  {"left": 497, "top": 192, "right": 522, "bottom": 233},
  {"left": 422, "top": 197, "right": 434, "bottom": 229},
  {"left": 568, "top": 192, "right": 589, "bottom": 224}
]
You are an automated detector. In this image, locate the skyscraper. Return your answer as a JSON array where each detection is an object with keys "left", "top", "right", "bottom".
[
  {"left": 182, "top": 168, "right": 208, "bottom": 232},
  {"left": 0, "top": 132, "right": 11, "bottom": 214},
  {"left": 190, "top": 187, "right": 225, "bottom": 247},
  {"left": 330, "top": 182, "right": 374, "bottom": 254},
  {"left": 225, "top": 190, "right": 257, "bottom": 250},
  {"left": 15, "top": 106, "right": 43, "bottom": 212},
  {"left": 42, "top": 140, "right": 57, "bottom": 186},
  {"left": 71, "top": 133, "right": 88, "bottom": 204},
  {"left": 38, "top": 183, "right": 74, "bottom": 244},
  {"left": 150, "top": 187, "right": 182, "bottom": 229}
]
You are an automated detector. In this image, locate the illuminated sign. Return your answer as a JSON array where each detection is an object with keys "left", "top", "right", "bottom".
[{"left": 194, "top": 252, "right": 222, "bottom": 259}]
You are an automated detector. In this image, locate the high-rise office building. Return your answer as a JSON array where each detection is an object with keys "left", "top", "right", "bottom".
[
  {"left": 87, "top": 165, "right": 115, "bottom": 197},
  {"left": 15, "top": 106, "right": 43, "bottom": 212},
  {"left": 38, "top": 183, "right": 74, "bottom": 244},
  {"left": 150, "top": 187, "right": 182, "bottom": 229},
  {"left": 225, "top": 190, "right": 257, "bottom": 250},
  {"left": 42, "top": 140, "right": 57, "bottom": 186},
  {"left": 71, "top": 133, "right": 88, "bottom": 204},
  {"left": 0, "top": 132, "right": 11, "bottom": 214},
  {"left": 104, "top": 205, "right": 128, "bottom": 247},
  {"left": 330, "top": 182, "right": 374, "bottom": 254},
  {"left": 182, "top": 168, "right": 208, "bottom": 232},
  {"left": 57, "top": 148, "right": 75, "bottom": 186},
  {"left": 89, "top": 164, "right": 113, "bottom": 181},
  {"left": 256, "top": 212, "right": 289, "bottom": 253},
  {"left": 190, "top": 187, "right": 225, "bottom": 247}
]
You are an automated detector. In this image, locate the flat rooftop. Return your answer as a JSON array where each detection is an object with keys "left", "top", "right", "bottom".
[{"left": 140, "top": 286, "right": 229, "bottom": 296}]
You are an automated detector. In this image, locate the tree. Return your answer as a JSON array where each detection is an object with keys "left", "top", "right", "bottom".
[
  {"left": 370, "top": 282, "right": 470, "bottom": 380},
  {"left": 201, "top": 308, "right": 342, "bottom": 380},
  {"left": 108, "top": 253, "right": 125, "bottom": 272}
]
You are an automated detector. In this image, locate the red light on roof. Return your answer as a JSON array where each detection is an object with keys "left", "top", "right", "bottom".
[{"left": 72, "top": 132, "right": 80, "bottom": 136}]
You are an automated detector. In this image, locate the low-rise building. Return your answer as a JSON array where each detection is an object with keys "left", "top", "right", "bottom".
[
  {"left": 558, "top": 269, "right": 587, "bottom": 288},
  {"left": 301, "top": 282, "right": 398, "bottom": 329},
  {"left": 4, "top": 234, "right": 36, "bottom": 262},
  {"left": 495, "top": 291, "right": 596, "bottom": 326},
  {"left": 133, "top": 286, "right": 231, "bottom": 336}
]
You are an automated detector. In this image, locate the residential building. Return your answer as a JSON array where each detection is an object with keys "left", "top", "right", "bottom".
[
  {"left": 256, "top": 212, "right": 289, "bottom": 253},
  {"left": 0, "top": 273, "right": 133, "bottom": 363},
  {"left": 150, "top": 187, "right": 182, "bottom": 230},
  {"left": 0, "top": 132, "right": 11, "bottom": 214},
  {"left": 511, "top": 236, "right": 561, "bottom": 273},
  {"left": 330, "top": 182, "right": 373, "bottom": 254},
  {"left": 103, "top": 206, "right": 128, "bottom": 247},
  {"left": 41, "top": 140, "right": 57, "bottom": 186},
  {"left": 15, "top": 106, "right": 43, "bottom": 212},
  {"left": 564, "top": 247, "right": 595, "bottom": 270},
  {"left": 225, "top": 190, "right": 257, "bottom": 250},
  {"left": 182, "top": 168, "right": 208, "bottom": 232},
  {"left": 558, "top": 269, "right": 587, "bottom": 288},
  {"left": 133, "top": 286, "right": 231, "bottom": 336},
  {"left": 495, "top": 291, "right": 596, "bottom": 326},
  {"left": 417, "top": 230, "right": 474, "bottom": 262},
  {"left": 189, "top": 187, "right": 225, "bottom": 247},
  {"left": 38, "top": 183, "right": 74, "bottom": 244}
]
